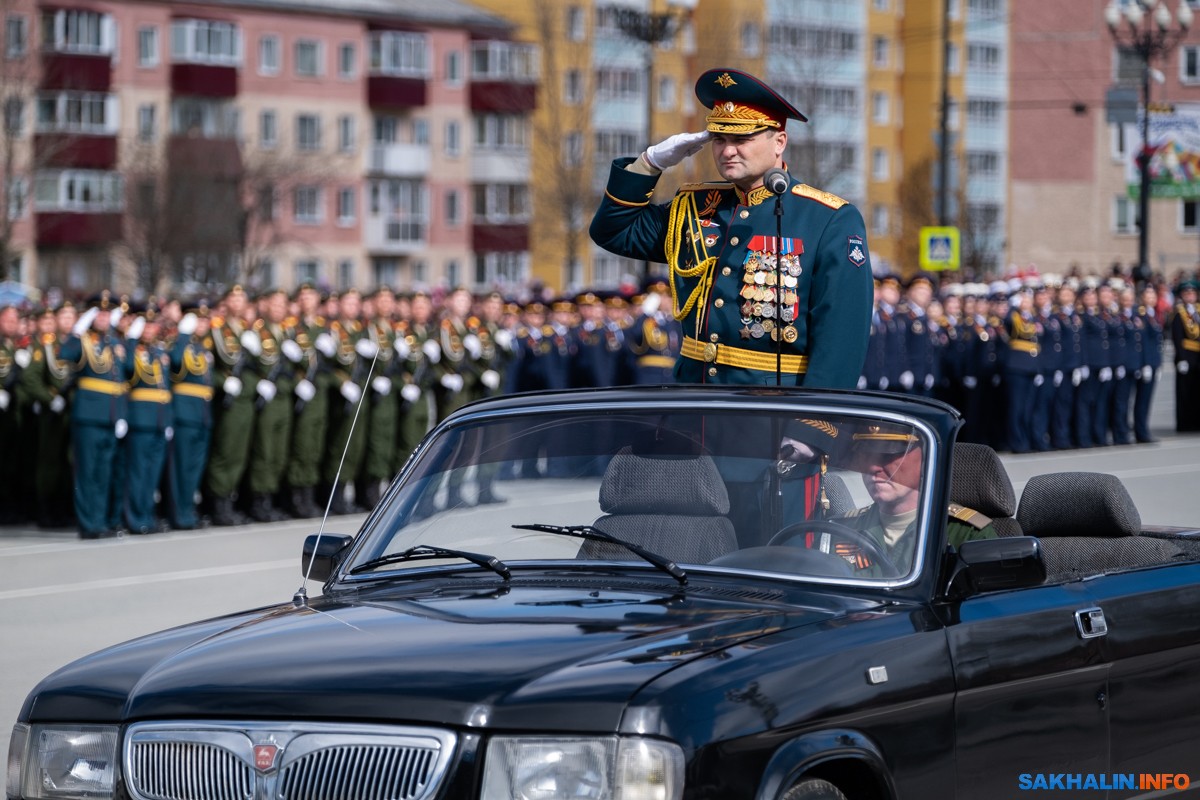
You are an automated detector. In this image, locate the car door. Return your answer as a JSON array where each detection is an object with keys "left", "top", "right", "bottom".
[
  {"left": 945, "top": 580, "right": 1110, "bottom": 799},
  {"left": 1080, "top": 560, "right": 1200, "bottom": 797}
]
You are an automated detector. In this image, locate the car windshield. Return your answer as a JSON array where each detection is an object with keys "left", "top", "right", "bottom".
[{"left": 346, "top": 403, "right": 936, "bottom": 586}]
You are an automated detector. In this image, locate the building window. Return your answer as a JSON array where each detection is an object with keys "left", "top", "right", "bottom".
[
  {"left": 445, "top": 50, "right": 461, "bottom": 85},
  {"left": 36, "top": 92, "right": 116, "bottom": 134},
  {"left": 445, "top": 189, "right": 460, "bottom": 226},
  {"left": 368, "top": 31, "right": 428, "bottom": 77},
  {"left": 5, "top": 15, "right": 27, "bottom": 58},
  {"left": 470, "top": 41, "right": 538, "bottom": 81},
  {"left": 260, "top": 110, "right": 277, "bottom": 148},
  {"left": 563, "top": 69, "right": 582, "bottom": 105},
  {"left": 170, "top": 19, "right": 239, "bottom": 66},
  {"left": 596, "top": 67, "right": 642, "bottom": 100},
  {"left": 256, "top": 185, "right": 276, "bottom": 221},
  {"left": 137, "top": 26, "right": 158, "bottom": 67},
  {"left": 1114, "top": 195, "right": 1135, "bottom": 234},
  {"left": 566, "top": 5, "right": 585, "bottom": 41},
  {"left": 871, "top": 91, "right": 890, "bottom": 124},
  {"left": 446, "top": 259, "right": 461, "bottom": 288},
  {"left": 657, "top": 76, "right": 676, "bottom": 111},
  {"left": 871, "top": 204, "right": 889, "bottom": 236},
  {"left": 871, "top": 148, "right": 889, "bottom": 181},
  {"left": 473, "top": 183, "right": 530, "bottom": 222},
  {"left": 295, "top": 258, "right": 319, "bottom": 286},
  {"left": 137, "top": 104, "right": 155, "bottom": 141},
  {"left": 337, "top": 187, "right": 355, "bottom": 225},
  {"left": 1110, "top": 122, "right": 1127, "bottom": 161},
  {"left": 1182, "top": 45, "right": 1200, "bottom": 84},
  {"left": 740, "top": 22, "right": 760, "bottom": 56},
  {"left": 294, "top": 185, "right": 322, "bottom": 223},
  {"left": 337, "top": 259, "right": 354, "bottom": 290},
  {"left": 967, "top": 43, "right": 1002, "bottom": 72},
  {"left": 3, "top": 96, "right": 23, "bottom": 136},
  {"left": 947, "top": 98, "right": 960, "bottom": 130},
  {"left": 338, "top": 114, "right": 355, "bottom": 152},
  {"left": 1182, "top": 199, "right": 1199, "bottom": 232},
  {"left": 33, "top": 170, "right": 123, "bottom": 212},
  {"left": 874, "top": 0, "right": 890, "bottom": 9},
  {"left": 259, "top": 34, "right": 279, "bottom": 75},
  {"left": 7, "top": 177, "right": 26, "bottom": 220},
  {"left": 445, "top": 120, "right": 461, "bottom": 156},
  {"left": 947, "top": 42, "right": 960, "bottom": 74},
  {"left": 563, "top": 131, "right": 582, "bottom": 167},
  {"left": 966, "top": 150, "right": 1000, "bottom": 176},
  {"left": 473, "top": 252, "right": 528, "bottom": 288},
  {"left": 296, "top": 114, "right": 320, "bottom": 150},
  {"left": 295, "top": 39, "right": 322, "bottom": 77},
  {"left": 413, "top": 260, "right": 428, "bottom": 283},
  {"left": 872, "top": 36, "right": 890, "bottom": 68},
  {"left": 41, "top": 9, "right": 112, "bottom": 55},
  {"left": 473, "top": 114, "right": 529, "bottom": 150},
  {"left": 339, "top": 43, "right": 356, "bottom": 79},
  {"left": 413, "top": 118, "right": 429, "bottom": 145},
  {"left": 967, "top": 98, "right": 1002, "bottom": 125},
  {"left": 171, "top": 98, "right": 237, "bottom": 137}
]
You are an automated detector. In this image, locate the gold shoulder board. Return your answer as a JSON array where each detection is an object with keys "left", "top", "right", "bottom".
[
  {"left": 792, "top": 184, "right": 848, "bottom": 209},
  {"left": 949, "top": 502, "right": 993, "bottom": 530}
]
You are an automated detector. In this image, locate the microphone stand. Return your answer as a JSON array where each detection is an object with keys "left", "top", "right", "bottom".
[{"left": 774, "top": 190, "right": 784, "bottom": 387}]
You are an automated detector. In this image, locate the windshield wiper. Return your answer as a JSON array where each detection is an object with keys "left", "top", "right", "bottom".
[
  {"left": 349, "top": 544, "right": 511, "bottom": 580},
  {"left": 512, "top": 523, "right": 687, "bottom": 585}
]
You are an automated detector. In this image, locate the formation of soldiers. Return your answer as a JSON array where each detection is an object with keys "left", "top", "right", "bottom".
[
  {"left": 2, "top": 270, "right": 1198, "bottom": 538},
  {"left": 0, "top": 278, "right": 685, "bottom": 538}
]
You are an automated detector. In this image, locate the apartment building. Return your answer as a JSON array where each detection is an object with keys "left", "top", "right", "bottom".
[{"left": 1, "top": 0, "right": 537, "bottom": 294}]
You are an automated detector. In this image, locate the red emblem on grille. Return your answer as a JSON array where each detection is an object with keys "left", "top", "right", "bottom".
[{"left": 254, "top": 744, "right": 279, "bottom": 772}]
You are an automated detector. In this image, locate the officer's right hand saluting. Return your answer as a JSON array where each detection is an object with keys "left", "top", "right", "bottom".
[{"left": 642, "top": 131, "right": 711, "bottom": 171}]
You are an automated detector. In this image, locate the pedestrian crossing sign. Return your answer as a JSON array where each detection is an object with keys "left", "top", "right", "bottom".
[{"left": 919, "top": 226, "right": 960, "bottom": 271}]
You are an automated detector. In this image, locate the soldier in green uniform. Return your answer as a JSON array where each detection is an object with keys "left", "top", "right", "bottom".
[
  {"left": 433, "top": 287, "right": 480, "bottom": 422},
  {"left": 323, "top": 288, "right": 374, "bottom": 514},
  {"left": 123, "top": 304, "right": 173, "bottom": 534},
  {"left": 21, "top": 303, "right": 75, "bottom": 527},
  {"left": 285, "top": 283, "right": 328, "bottom": 518},
  {"left": 205, "top": 285, "right": 258, "bottom": 526},
  {"left": 590, "top": 67, "right": 873, "bottom": 388},
  {"left": 59, "top": 293, "right": 133, "bottom": 539},
  {"left": 166, "top": 303, "right": 214, "bottom": 530},
  {"left": 244, "top": 289, "right": 298, "bottom": 522},
  {"left": 394, "top": 292, "right": 438, "bottom": 470},
  {"left": 0, "top": 304, "right": 29, "bottom": 523},
  {"left": 357, "top": 287, "right": 400, "bottom": 511}
]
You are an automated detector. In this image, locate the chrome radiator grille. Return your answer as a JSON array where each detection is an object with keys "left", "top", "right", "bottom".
[{"left": 124, "top": 722, "right": 456, "bottom": 800}]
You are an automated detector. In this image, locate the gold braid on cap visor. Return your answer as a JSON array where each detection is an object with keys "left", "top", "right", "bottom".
[{"left": 705, "top": 101, "right": 783, "bottom": 134}]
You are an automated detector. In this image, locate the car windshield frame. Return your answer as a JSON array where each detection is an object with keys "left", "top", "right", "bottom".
[{"left": 336, "top": 396, "right": 943, "bottom": 591}]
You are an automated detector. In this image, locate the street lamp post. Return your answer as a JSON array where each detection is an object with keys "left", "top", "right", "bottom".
[{"left": 1106, "top": 0, "right": 1192, "bottom": 282}]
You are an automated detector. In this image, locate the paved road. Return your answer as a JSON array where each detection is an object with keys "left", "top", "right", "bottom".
[{"left": 1, "top": 376, "right": 1196, "bottom": 761}]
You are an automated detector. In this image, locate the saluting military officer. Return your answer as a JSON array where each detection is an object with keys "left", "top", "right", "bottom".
[
  {"left": 590, "top": 67, "right": 873, "bottom": 387},
  {"left": 166, "top": 302, "right": 214, "bottom": 530},
  {"left": 357, "top": 286, "right": 400, "bottom": 511},
  {"left": 394, "top": 292, "right": 438, "bottom": 471},
  {"left": 1170, "top": 279, "right": 1200, "bottom": 432},
  {"left": 205, "top": 285, "right": 258, "bottom": 526},
  {"left": 60, "top": 293, "right": 133, "bottom": 539},
  {"left": 123, "top": 303, "right": 173, "bottom": 534},
  {"left": 323, "top": 288, "right": 375, "bottom": 514},
  {"left": 0, "top": 304, "right": 29, "bottom": 523},
  {"left": 244, "top": 288, "right": 298, "bottom": 522},
  {"left": 1133, "top": 284, "right": 1163, "bottom": 444},
  {"left": 21, "top": 303, "right": 75, "bottom": 527},
  {"left": 285, "top": 283, "right": 328, "bottom": 518},
  {"left": 625, "top": 279, "right": 681, "bottom": 384}
]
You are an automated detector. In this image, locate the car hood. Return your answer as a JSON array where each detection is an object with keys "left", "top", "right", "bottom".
[{"left": 23, "top": 578, "right": 853, "bottom": 731}]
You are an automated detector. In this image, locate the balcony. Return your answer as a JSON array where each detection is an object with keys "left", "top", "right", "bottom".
[
  {"left": 472, "top": 223, "right": 528, "bottom": 253},
  {"left": 367, "top": 76, "right": 427, "bottom": 111},
  {"left": 33, "top": 133, "right": 117, "bottom": 169},
  {"left": 40, "top": 52, "right": 110, "bottom": 91},
  {"left": 365, "top": 216, "right": 426, "bottom": 254},
  {"left": 469, "top": 83, "right": 537, "bottom": 114},
  {"left": 366, "top": 143, "right": 431, "bottom": 176},
  {"left": 172, "top": 64, "right": 238, "bottom": 98},
  {"left": 36, "top": 211, "right": 121, "bottom": 247},
  {"left": 471, "top": 150, "right": 530, "bottom": 183}
]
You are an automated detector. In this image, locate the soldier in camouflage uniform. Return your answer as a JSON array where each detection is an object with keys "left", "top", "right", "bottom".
[
  {"left": 244, "top": 289, "right": 298, "bottom": 522},
  {"left": 205, "top": 285, "right": 258, "bottom": 526},
  {"left": 286, "top": 283, "right": 328, "bottom": 518},
  {"left": 323, "top": 289, "right": 375, "bottom": 514}
]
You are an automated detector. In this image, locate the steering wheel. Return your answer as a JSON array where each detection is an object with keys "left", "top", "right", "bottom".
[{"left": 767, "top": 519, "right": 900, "bottom": 577}]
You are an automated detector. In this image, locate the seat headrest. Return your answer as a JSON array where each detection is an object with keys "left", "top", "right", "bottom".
[
  {"left": 1016, "top": 472, "right": 1141, "bottom": 537},
  {"left": 950, "top": 443, "right": 1017, "bottom": 518},
  {"left": 599, "top": 447, "right": 730, "bottom": 515}
]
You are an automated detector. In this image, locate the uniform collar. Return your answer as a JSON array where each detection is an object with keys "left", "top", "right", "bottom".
[{"left": 735, "top": 185, "right": 775, "bottom": 207}]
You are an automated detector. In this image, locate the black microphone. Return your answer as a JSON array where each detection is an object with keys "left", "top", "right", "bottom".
[{"left": 764, "top": 168, "right": 789, "bottom": 195}]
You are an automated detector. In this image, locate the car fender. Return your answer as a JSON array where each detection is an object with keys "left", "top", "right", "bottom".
[{"left": 755, "top": 728, "right": 897, "bottom": 800}]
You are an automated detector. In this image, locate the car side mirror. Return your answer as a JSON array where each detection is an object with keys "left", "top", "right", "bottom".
[
  {"left": 945, "top": 536, "right": 1047, "bottom": 597},
  {"left": 302, "top": 534, "right": 354, "bottom": 582}
]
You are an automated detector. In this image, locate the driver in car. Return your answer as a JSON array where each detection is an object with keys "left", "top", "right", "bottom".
[{"left": 836, "top": 423, "right": 997, "bottom": 575}]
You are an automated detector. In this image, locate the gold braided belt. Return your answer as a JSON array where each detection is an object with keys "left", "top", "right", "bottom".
[
  {"left": 681, "top": 337, "right": 808, "bottom": 373},
  {"left": 172, "top": 383, "right": 215, "bottom": 400},
  {"left": 77, "top": 377, "right": 127, "bottom": 396}
]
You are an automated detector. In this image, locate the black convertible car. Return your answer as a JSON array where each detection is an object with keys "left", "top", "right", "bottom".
[{"left": 8, "top": 387, "right": 1200, "bottom": 800}]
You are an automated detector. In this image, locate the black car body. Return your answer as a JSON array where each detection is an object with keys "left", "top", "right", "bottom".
[{"left": 9, "top": 387, "right": 1200, "bottom": 800}]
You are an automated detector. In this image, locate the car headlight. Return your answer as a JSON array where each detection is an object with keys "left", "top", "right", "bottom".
[
  {"left": 6, "top": 724, "right": 119, "bottom": 799},
  {"left": 481, "top": 736, "right": 683, "bottom": 800}
]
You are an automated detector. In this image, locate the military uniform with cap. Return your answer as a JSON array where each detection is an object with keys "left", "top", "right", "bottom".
[
  {"left": 1170, "top": 280, "right": 1200, "bottom": 431},
  {"left": 590, "top": 68, "right": 873, "bottom": 388},
  {"left": 20, "top": 305, "right": 75, "bottom": 527},
  {"left": 124, "top": 303, "right": 173, "bottom": 534},
  {"left": 626, "top": 280, "right": 682, "bottom": 384},
  {"left": 0, "top": 304, "right": 29, "bottom": 523},
  {"left": 286, "top": 286, "right": 330, "bottom": 517},
  {"left": 1134, "top": 295, "right": 1163, "bottom": 443},
  {"left": 166, "top": 302, "right": 215, "bottom": 529},
  {"left": 205, "top": 286, "right": 258, "bottom": 525},
  {"left": 244, "top": 290, "right": 298, "bottom": 522}
]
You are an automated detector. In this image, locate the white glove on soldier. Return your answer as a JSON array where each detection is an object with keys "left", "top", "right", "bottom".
[
  {"left": 422, "top": 339, "right": 442, "bottom": 364},
  {"left": 494, "top": 329, "right": 514, "bottom": 351},
  {"left": 1071, "top": 369, "right": 1082, "bottom": 387},
  {"left": 1099, "top": 367, "right": 1113, "bottom": 382},
  {"left": 1141, "top": 365, "right": 1153, "bottom": 382},
  {"left": 1178, "top": 361, "right": 1190, "bottom": 375},
  {"left": 394, "top": 336, "right": 411, "bottom": 359},
  {"left": 73, "top": 307, "right": 99, "bottom": 335},
  {"left": 340, "top": 380, "right": 362, "bottom": 404},
  {"left": 315, "top": 333, "right": 336, "bottom": 358},
  {"left": 440, "top": 373, "right": 464, "bottom": 393},
  {"left": 1033, "top": 374, "right": 1044, "bottom": 388},
  {"left": 400, "top": 383, "right": 421, "bottom": 403},
  {"left": 256, "top": 380, "right": 277, "bottom": 402},
  {"left": 281, "top": 339, "right": 303, "bottom": 363},
  {"left": 1080, "top": 366, "right": 1091, "bottom": 381},
  {"left": 0, "top": 389, "right": 8, "bottom": 411},
  {"left": 641, "top": 293, "right": 662, "bottom": 316},
  {"left": 644, "top": 130, "right": 711, "bottom": 171},
  {"left": 295, "top": 379, "right": 316, "bottom": 402},
  {"left": 963, "top": 376, "right": 978, "bottom": 389},
  {"left": 1116, "top": 366, "right": 1126, "bottom": 380},
  {"left": 164, "top": 426, "right": 174, "bottom": 442},
  {"left": 125, "top": 316, "right": 146, "bottom": 342},
  {"left": 371, "top": 376, "right": 392, "bottom": 396},
  {"left": 109, "top": 307, "right": 122, "bottom": 327},
  {"left": 856, "top": 375, "right": 867, "bottom": 390},
  {"left": 49, "top": 394, "right": 66, "bottom": 414},
  {"left": 115, "top": 419, "right": 128, "bottom": 439},
  {"left": 464, "top": 334, "right": 482, "bottom": 359},
  {"left": 355, "top": 338, "right": 379, "bottom": 359},
  {"left": 240, "top": 330, "right": 262, "bottom": 356},
  {"left": 223, "top": 376, "right": 243, "bottom": 397},
  {"left": 1053, "top": 370, "right": 1063, "bottom": 387},
  {"left": 481, "top": 369, "right": 500, "bottom": 390},
  {"left": 923, "top": 373, "right": 935, "bottom": 390},
  {"left": 899, "top": 371, "right": 915, "bottom": 391},
  {"left": 177, "top": 313, "right": 198, "bottom": 336}
]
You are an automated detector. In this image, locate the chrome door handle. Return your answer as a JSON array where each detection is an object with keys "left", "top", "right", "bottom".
[{"left": 1075, "top": 607, "right": 1108, "bottom": 639}]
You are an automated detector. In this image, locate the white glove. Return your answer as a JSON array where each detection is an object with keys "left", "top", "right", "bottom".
[
  {"left": 1116, "top": 366, "right": 1126, "bottom": 380},
  {"left": 644, "top": 130, "right": 711, "bottom": 171},
  {"left": 14, "top": 348, "right": 29, "bottom": 369},
  {"left": 481, "top": 369, "right": 500, "bottom": 390},
  {"left": 879, "top": 377, "right": 889, "bottom": 390},
  {"left": 240, "top": 330, "right": 262, "bottom": 356},
  {"left": 281, "top": 339, "right": 303, "bottom": 363},
  {"left": 495, "top": 329, "right": 514, "bottom": 351},
  {"left": 256, "top": 380, "right": 277, "bottom": 402},
  {"left": 0, "top": 389, "right": 8, "bottom": 411},
  {"left": 178, "top": 313, "right": 198, "bottom": 336},
  {"left": 164, "top": 426, "right": 174, "bottom": 442},
  {"left": 991, "top": 374, "right": 1001, "bottom": 387},
  {"left": 73, "top": 306, "right": 99, "bottom": 335},
  {"left": 223, "top": 375, "right": 243, "bottom": 397},
  {"left": 400, "top": 383, "right": 421, "bottom": 403},
  {"left": 856, "top": 375, "right": 867, "bottom": 390},
  {"left": 355, "top": 338, "right": 379, "bottom": 359},
  {"left": 1071, "top": 368, "right": 1082, "bottom": 387},
  {"left": 963, "top": 376, "right": 978, "bottom": 389},
  {"left": 1080, "top": 366, "right": 1090, "bottom": 381},
  {"left": 371, "top": 375, "right": 392, "bottom": 395},
  {"left": 315, "top": 333, "right": 336, "bottom": 358},
  {"left": 115, "top": 419, "right": 128, "bottom": 439},
  {"left": 394, "top": 336, "right": 411, "bottom": 359},
  {"left": 923, "top": 373, "right": 935, "bottom": 390},
  {"left": 641, "top": 293, "right": 662, "bottom": 316},
  {"left": 422, "top": 339, "right": 442, "bottom": 364},
  {"left": 899, "top": 371, "right": 915, "bottom": 390},
  {"left": 1099, "top": 367, "right": 1113, "bottom": 382},
  {"left": 340, "top": 380, "right": 362, "bottom": 404},
  {"left": 49, "top": 394, "right": 66, "bottom": 413},
  {"left": 464, "top": 334, "right": 482, "bottom": 359},
  {"left": 109, "top": 307, "right": 123, "bottom": 327},
  {"left": 1053, "top": 370, "right": 1063, "bottom": 387},
  {"left": 1178, "top": 361, "right": 1190, "bottom": 375},
  {"left": 440, "top": 373, "right": 464, "bottom": 392},
  {"left": 126, "top": 316, "right": 146, "bottom": 341},
  {"left": 1033, "top": 374, "right": 1044, "bottom": 388},
  {"left": 780, "top": 437, "right": 818, "bottom": 463},
  {"left": 1141, "top": 365, "right": 1153, "bottom": 382},
  {"left": 295, "top": 379, "right": 316, "bottom": 401},
  {"left": 31, "top": 401, "right": 40, "bottom": 414}
]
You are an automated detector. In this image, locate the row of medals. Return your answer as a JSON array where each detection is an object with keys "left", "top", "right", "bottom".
[{"left": 739, "top": 251, "right": 802, "bottom": 342}]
